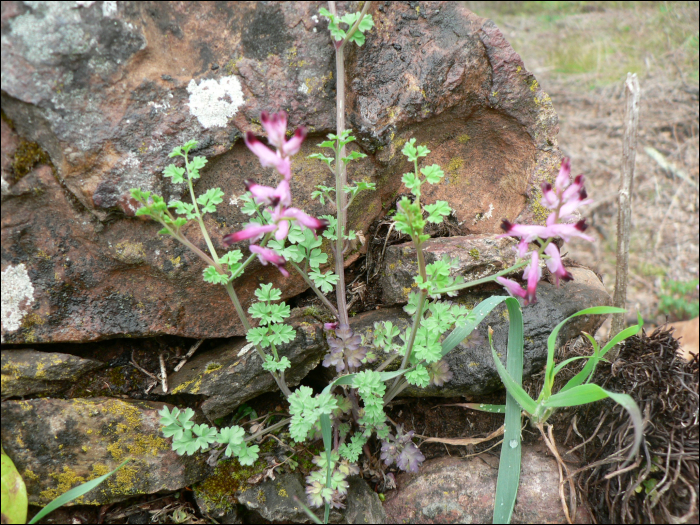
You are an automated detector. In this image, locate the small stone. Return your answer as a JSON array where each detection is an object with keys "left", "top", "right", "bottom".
[{"left": 383, "top": 445, "right": 591, "bottom": 523}]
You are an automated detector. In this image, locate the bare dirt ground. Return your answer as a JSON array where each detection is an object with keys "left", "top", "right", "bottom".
[{"left": 466, "top": 1, "right": 699, "bottom": 328}]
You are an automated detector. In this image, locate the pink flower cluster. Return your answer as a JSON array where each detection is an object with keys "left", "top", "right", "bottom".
[
  {"left": 223, "top": 111, "right": 328, "bottom": 276},
  {"left": 496, "top": 158, "right": 593, "bottom": 305}
]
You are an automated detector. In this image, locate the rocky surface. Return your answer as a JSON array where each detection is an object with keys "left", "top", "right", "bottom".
[
  {"left": 382, "top": 443, "right": 591, "bottom": 524},
  {"left": 349, "top": 267, "right": 610, "bottom": 397},
  {"left": 164, "top": 318, "right": 327, "bottom": 421},
  {"left": 0, "top": 397, "right": 211, "bottom": 506},
  {"left": 380, "top": 234, "right": 518, "bottom": 305},
  {"left": 342, "top": 475, "right": 387, "bottom": 524},
  {"left": 1, "top": 348, "right": 104, "bottom": 397},
  {"left": 236, "top": 472, "right": 318, "bottom": 523},
  {"left": 235, "top": 472, "right": 384, "bottom": 524},
  {"left": 1, "top": 1, "right": 561, "bottom": 343}
]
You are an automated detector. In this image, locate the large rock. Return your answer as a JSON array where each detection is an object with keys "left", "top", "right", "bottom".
[
  {"left": 380, "top": 234, "right": 518, "bottom": 305},
  {"left": 348, "top": 267, "right": 610, "bottom": 397},
  {"left": 382, "top": 444, "right": 591, "bottom": 524},
  {"left": 0, "top": 397, "right": 211, "bottom": 506},
  {"left": 1, "top": 1, "right": 560, "bottom": 343},
  {"left": 1, "top": 348, "right": 104, "bottom": 397},
  {"left": 164, "top": 318, "right": 326, "bottom": 421}
]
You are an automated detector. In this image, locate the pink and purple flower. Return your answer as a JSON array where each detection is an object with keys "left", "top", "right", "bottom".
[
  {"left": 243, "top": 111, "right": 307, "bottom": 180},
  {"left": 224, "top": 111, "right": 327, "bottom": 277},
  {"left": 249, "top": 245, "right": 289, "bottom": 277},
  {"left": 496, "top": 158, "right": 593, "bottom": 304}
]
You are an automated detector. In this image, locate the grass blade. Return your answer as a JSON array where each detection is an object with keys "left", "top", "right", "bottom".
[
  {"left": 442, "top": 296, "right": 509, "bottom": 357},
  {"left": 28, "top": 459, "right": 130, "bottom": 524},
  {"left": 293, "top": 496, "right": 323, "bottom": 524},
  {"left": 560, "top": 313, "right": 642, "bottom": 394},
  {"left": 552, "top": 355, "right": 593, "bottom": 376},
  {"left": 488, "top": 326, "right": 537, "bottom": 415},
  {"left": 544, "top": 385, "right": 643, "bottom": 465},
  {"left": 442, "top": 403, "right": 507, "bottom": 414},
  {"left": 320, "top": 413, "right": 332, "bottom": 524},
  {"left": 543, "top": 307, "right": 626, "bottom": 398},
  {"left": 543, "top": 383, "right": 609, "bottom": 407},
  {"left": 597, "top": 311, "right": 643, "bottom": 358},
  {"left": 603, "top": 390, "right": 644, "bottom": 465},
  {"left": 493, "top": 297, "right": 524, "bottom": 524}
]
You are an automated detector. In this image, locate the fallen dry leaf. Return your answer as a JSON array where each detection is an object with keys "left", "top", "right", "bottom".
[
  {"left": 421, "top": 425, "right": 504, "bottom": 446},
  {"left": 668, "top": 317, "right": 699, "bottom": 362}
]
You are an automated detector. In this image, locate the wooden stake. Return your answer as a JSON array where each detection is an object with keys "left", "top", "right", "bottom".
[{"left": 611, "top": 73, "right": 640, "bottom": 354}]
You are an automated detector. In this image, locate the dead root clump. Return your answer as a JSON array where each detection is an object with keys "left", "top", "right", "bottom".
[{"left": 569, "top": 326, "right": 699, "bottom": 524}]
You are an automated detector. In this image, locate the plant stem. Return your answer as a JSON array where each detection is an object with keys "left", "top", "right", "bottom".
[
  {"left": 171, "top": 230, "right": 218, "bottom": 269},
  {"left": 434, "top": 260, "right": 528, "bottom": 294},
  {"left": 290, "top": 261, "right": 340, "bottom": 318},
  {"left": 330, "top": 1, "right": 350, "bottom": 329},
  {"left": 185, "top": 155, "right": 220, "bottom": 266},
  {"left": 376, "top": 352, "right": 400, "bottom": 372},
  {"left": 224, "top": 281, "right": 291, "bottom": 397},
  {"left": 339, "top": 1, "right": 372, "bottom": 53},
  {"left": 611, "top": 73, "right": 640, "bottom": 353},
  {"left": 244, "top": 417, "right": 292, "bottom": 443},
  {"left": 387, "top": 288, "right": 427, "bottom": 400}
]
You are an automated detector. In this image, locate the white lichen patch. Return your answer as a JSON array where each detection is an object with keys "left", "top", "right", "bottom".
[
  {"left": 472, "top": 203, "right": 495, "bottom": 225},
  {"left": 1, "top": 264, "right": 35, "bottom": 340},
  {"left": 187, "top": 76, "right": 245, "bottom": 129},
  {"left": 101, "top": 1, "right": 118, "bottom": 17}
]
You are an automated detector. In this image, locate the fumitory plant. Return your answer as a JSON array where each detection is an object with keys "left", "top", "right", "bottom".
[{"left": 127, "top": 2, "right": 643, "bottom": 523}]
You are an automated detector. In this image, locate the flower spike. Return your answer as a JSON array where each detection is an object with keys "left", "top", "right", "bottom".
[
  {"left": 245, "top": 111, "right": 306, "bottom": 180},
  {"left": 260, "top": 111, "right": 288, "bottom": 149},
  {"left": 244, "top": 131, "right": 292, "bottom": 179}
]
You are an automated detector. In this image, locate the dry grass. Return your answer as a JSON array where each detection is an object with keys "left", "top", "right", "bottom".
[{"left": 465, "top": 1, "right": 700, "bottom": 326}]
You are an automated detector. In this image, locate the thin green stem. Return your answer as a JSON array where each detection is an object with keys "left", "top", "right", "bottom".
[
  {"left": 230, "top": 252, "right": 258, "bottom": 281},
  {"left": 229, "top": 232, "right": 274, "bottom": 280},
  {"left": 375, "top": 352, "right": 400, "bottom": 372},
  {"left": 344, "top": 190, "right": 357, "bottom": 211},
  {"left": 387, "top": 288, "right": 427, "bottom": 398},
  {"left": 224, "top": 281, "right": 291, "bottom": 397},
  {"left": 184, "top": 155, "right": 220, "bottom": 266},
  {"left": 244, "top": 417, "right": 292, "bottom": 442},
  {"left": 339, "top": 1, "right": 372, "bottom": 53},
  {"left": 165, "top": 226, "right": 217, "bottom": 269},
  {"left": 290, "top": 261, "right": 340, "bottom": 319},
  {"left": 385, "top": 379, "right": 411, "bottom": 403},
  {"left": 414, "top": 239, "right": 428, "bottom": 283},
  {"left": 434, "top": 260, "right": 529, "bottom": 294}
]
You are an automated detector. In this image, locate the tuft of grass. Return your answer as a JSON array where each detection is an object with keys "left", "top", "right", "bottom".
[
  {"left": 464, "top": 1, "right": 699, "bottom": 89},
  {"left": 658, "top": 278, "right": 700, "bottom": 321}
]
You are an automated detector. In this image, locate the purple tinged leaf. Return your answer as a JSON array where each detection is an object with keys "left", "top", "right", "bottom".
[
  {"left": 429, "top": 360, "right": 453, "bottom": 387},
  {"left": 397, "top": 442, "right": 425, "bottom": 473}
]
